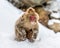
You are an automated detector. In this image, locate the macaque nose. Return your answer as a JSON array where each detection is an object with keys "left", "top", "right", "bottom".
[{"left": 30, "top": 16, "right": 36, "bottom": 21}]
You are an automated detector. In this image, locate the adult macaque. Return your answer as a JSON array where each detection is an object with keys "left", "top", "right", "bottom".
[{"left": 15, "top": 7, "right": 39, "bottom": 42}]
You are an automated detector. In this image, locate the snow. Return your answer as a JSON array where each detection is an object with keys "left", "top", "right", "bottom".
[
  {"left": 0, "top": 0, "right": 60, "bottom": 48},
  {"left": 48, "top": 19, "right": 60, "bottom": 25},
  {"left": 51, "top": 12, "right": 60, "bottom": 18},
  {"left": 45, "top": 0, "right": 60, "bottom": 18}
]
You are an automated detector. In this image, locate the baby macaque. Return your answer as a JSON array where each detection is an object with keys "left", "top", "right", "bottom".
[
  {"left": 48, "top": 23, "right": 60, "bottom": 32},
  {"left": 35, "top": 7, "right": 50, "bottom": 27},
  {"left": 15, "top": 7, "right": 39, "bottom": 42}
]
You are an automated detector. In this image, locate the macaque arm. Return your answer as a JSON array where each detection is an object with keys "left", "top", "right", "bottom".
[{"left": 15, "top": 24, "right": 26, "bottom": 41}]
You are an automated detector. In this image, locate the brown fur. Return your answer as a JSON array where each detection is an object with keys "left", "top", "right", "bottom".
[
  {"left": 35, "top": 7, "right": 50, "bottom": 26},
  {"left": 15, "top": 7, "right": 39, "bottom": 42},
  {"left": 48, "top": 23, "right": 60, "bottom": 32}
]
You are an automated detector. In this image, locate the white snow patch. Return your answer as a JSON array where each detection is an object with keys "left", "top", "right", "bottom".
[
  {"left": 48, "top": 19, "right": 60, "bottom": 25},
  {"left": 51, "top": 12, "right": 60, "bottom": 18}
]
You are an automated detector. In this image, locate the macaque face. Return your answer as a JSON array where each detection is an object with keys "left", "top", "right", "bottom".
[
  {"left": 26, "top": 14, "right": 37, "bottom": 22},
  {"left": 24, "top": 8, "right": 39, "bottom": 22}
]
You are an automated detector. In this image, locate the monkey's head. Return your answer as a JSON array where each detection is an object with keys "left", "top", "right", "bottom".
[{"left": 23, "top": 7, "right": 39, "bottom": 22}]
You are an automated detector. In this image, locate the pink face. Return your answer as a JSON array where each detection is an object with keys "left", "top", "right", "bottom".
[{"left": 29, "top": 15, "right": 36, "bottom": 22}]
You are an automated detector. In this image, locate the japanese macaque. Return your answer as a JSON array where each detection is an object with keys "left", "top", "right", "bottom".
[
  {"left": 48, "top": 23, "right": 60, "bottom": 32},
  {"left": 35, "top": 7, "right": 50, "bottom": 27},
  {"left": 15, "top": 7, "right": 39, "bottom": 42}
]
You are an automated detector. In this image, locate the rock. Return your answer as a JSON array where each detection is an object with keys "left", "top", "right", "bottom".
[{"left": 8, "top": 0, "right": 50, "bottom": 10}]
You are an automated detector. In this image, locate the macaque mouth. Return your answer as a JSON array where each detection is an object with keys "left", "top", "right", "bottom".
[{"left": 29, "top": 15, "right": 36, "bottom": 21}]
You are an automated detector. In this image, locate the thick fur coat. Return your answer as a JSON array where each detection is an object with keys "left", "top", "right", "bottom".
[{"left": 15, "top": 7, "right": 39, "bottom": 42}]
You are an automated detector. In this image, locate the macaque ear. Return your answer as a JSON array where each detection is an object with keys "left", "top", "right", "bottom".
[{"left": 26, "top": 7, "right": 35, "bottom": 13}]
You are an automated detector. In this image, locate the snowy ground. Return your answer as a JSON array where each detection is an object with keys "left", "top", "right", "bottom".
[{"left": 0, "top": 0, "right": 60, "bottom": 48}]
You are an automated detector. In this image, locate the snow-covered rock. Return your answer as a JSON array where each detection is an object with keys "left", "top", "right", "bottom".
[
  {"left": 48, "top": 19, "right": 60, "bottom": 25},
  {"left": 45, "top": 0, "right": 60, "bottom": 18},
  {"left": 51, "top": 11, "right": 60, "bottom": 18}
]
